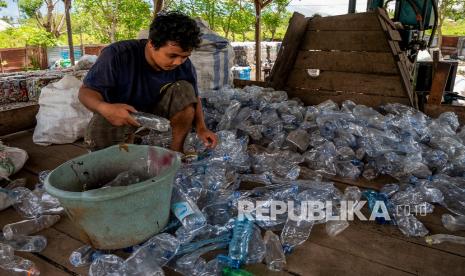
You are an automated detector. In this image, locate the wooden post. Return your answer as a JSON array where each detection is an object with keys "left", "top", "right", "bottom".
[
  {"left": 428, "top": 62, "right": 451, "bottom": 105},
  {"left": 253, "top": 0, "right": 273, "bottom": 81},
  {"left": 348, "top": 0, "right": 357, "bottom": 13},
  {"left": 0, "top": 51, "right": 3, "bottom": 73},
  {"left": 64, "top": 0, "right": 75, "bottom": 65}
]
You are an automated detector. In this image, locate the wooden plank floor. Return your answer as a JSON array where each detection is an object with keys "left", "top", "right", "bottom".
[{"left": 1, "top": 130, "right": 465, "bottom": 276}]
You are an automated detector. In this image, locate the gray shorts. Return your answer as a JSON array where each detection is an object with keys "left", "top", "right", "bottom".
[{"left": 84, "top": 80, "right": 198, "bottom": 151}]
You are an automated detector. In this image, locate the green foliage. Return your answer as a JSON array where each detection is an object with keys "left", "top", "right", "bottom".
[
  {"left": 262, "top": 0, "right": 292, "bottom": 41},
  {"left": 0, "top": 0, "right": 7, "bottom": 9},
  {"left": 18, "top": 0, "right": 43, "bottom": 18},
  {"left": 441, "top": 19, "right": 465, "bottom": 35},
  {"left": 0, "top": 23, "right": 57, "bottom": 48},
  {"left": 74, "top": 0, "right": 152, "bottom": 43}
]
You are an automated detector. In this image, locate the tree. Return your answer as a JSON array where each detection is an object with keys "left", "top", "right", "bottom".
[
  {"left": 74, "top": 0, "right": 151, "bottom": 43},
  {"left": 153, "top": 0, "right": 164, "bottom": 17},
  {"left": 437, "top": 0, "right": 465, "bottom": 47},
  {"left": 262, "top": 0, "right": 291, "bottom": 41},
  {"left": 18, "top": 0, "right": 66, "bottom": 38},
  {"left": 228, "top": 2, "right": 255, "bottom": 41},
  {"left": 0, "top": 0, "right": 7, "bottom": 10}
]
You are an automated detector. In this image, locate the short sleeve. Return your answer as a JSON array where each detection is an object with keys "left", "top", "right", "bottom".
[{"left": 83, "top": 47, "right": 117, "bottom": 98}]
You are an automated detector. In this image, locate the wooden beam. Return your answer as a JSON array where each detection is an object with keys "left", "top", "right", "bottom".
[
  {"left": 428, "top": 62, "right": 452, "bottom": 105},
  {"left": 0, "top": 103, "right": 39, "bottom": 136},
  {"left": 424, "top": 104, "right": 465, "bottom": 124}
]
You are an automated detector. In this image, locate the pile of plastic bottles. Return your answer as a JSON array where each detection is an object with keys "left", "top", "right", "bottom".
[
  {"left": 0, "top": 171, "right": 63, "bottom": 275},
  {"left": 74, "top": 85, "right": 465, "bottom": 275},
  {"left": 4, "top": 85, "right": 465, "bottom": 275}
]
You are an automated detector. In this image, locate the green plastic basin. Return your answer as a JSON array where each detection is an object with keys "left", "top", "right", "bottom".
[{"left": 44, "top": 144, "right": 180, "bottom": 249}]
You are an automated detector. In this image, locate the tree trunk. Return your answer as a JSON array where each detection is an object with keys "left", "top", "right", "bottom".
[
  {"left": 64, "top": 0, "right": 75, "bottom": 65},
  {"left": 254, "top": 0, "right": 261, "bottom": 81},
  {"left": 153, "top": 0, "right": 164, "bottom": 17}
]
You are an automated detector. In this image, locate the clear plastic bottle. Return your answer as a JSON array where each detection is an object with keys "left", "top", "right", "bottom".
[
  {"left": 228, "top": 219, "right": 254, "bottom": 268},
  {"left": 11, "top": 187, "right": 43, "bottom": 218},
  {"left": 0, "top": 189, "right": 18, "bottom": 211},
  {"left": 103, "top": 170, "right": 142, "bottom": 188},
  {"left": 246, "top": 225, "right": 265, "bottom": 264},
  {"left": 175, "top": 242, "right": 228, "bottom": 275},
  {"left": 132, "top": 111, "right": 171, "bottom": 132},
  {"left": 326, "top": 186, "right": 361, "bottom": 237},
  {"left": 280, "top": 214, "right": 313, "bottom": 254},
  {"left": 0, "top": 234, "right": 47, "bottom": 252},
  {"left": 69, "top": 245, "right": 102, "bottom": 267},
  {"left": 3, "top": 215, "right": 61, "bottom": 240},
  {"left": 264, "top": 230, "right": 286, "bottom": 271},
  {"left": 425, "top": 234, "right": 465, "bottom": 245},
  {"left": 442, "top": 214, "right": 465, "bottom": 231},
  {"left": 171, "top": 186, "right": 206, "bottom": 232},
  {"left": 126, "top": 233, "right": 180, "bottom": 274},
  {"left": 0, "top": 244, "right": 40, "bottom": 275},
  {"left": 89, "top": 254, "right": 127, "bottom": 276}
]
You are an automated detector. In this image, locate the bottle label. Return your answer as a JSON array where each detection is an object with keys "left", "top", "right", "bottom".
[{"left": 172, "top": 202, "right": 195, "bottom": 221}]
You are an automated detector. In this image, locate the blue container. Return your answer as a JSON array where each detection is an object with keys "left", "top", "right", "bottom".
[
  {"left": 239, "top": 67, "right": 251, "bottom": 80},
  {"left": 61, "top": 49, "right": 83, "bottom": 60}
]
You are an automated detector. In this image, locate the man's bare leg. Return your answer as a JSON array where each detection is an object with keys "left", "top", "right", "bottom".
[{"left": 170, "top": 104, "right": 195, "bottom": 152}]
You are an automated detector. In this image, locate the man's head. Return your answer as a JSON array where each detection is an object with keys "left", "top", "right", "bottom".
[{"left": 147, "top": 11, "right": 201, "bottom": 71}]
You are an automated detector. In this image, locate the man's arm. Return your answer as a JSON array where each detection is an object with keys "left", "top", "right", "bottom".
[
  {"left": 194, "top": 97, "right": 207, "bottom": 130},
  {"left": 79, "top": 85, "right": 140, "bottom": 127},
  {"left": 193, "top": 96, "right": 218, "bottom": 148}
]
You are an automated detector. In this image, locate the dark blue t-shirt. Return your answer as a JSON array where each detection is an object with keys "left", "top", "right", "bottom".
[{"left": 83, "top": 39, "right": 198, "bottom": 112}]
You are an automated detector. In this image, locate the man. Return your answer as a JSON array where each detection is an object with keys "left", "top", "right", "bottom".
[{"left": 79, "top": 11, "right": 218, "bottom": 152}]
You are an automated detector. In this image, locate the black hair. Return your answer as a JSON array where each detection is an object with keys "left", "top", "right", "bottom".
[{"left": 149, "top": 11, "right": 201, "bottom": 51}]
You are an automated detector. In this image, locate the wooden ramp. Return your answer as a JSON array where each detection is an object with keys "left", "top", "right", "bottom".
[
  {"left": 269, "top": 9, "right": 416, "bottom": 108},
  {"left": 1, "top": 130, "right": 465, "bottom": 275}
]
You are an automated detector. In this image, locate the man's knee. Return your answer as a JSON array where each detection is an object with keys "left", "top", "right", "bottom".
[
  {"left": 171, "top": 104, "right": 195, "bottom": 125},
  {"left": 155, "top": 80, "right": 198, "bottom": 119},
  {"left": 85, "top": 113, "right": 136, "bottom": 151}
]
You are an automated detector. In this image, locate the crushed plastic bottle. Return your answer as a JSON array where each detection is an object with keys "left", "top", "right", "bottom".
[
  {"left": 280, "top": 209, "right": 314, "bottom": 253},
  {"left": 126, "top": 232, "right": 180, "bottom": 274},
  {"left": 425, "top": 234, "right": 465, "bottom": 245},
  {"left": 264, "top": 230, "right": 286, "bottom": 271},
  {"left": 0, "top": 243, "right": 40, "bottom": 275},
  {"left": 89, "top": 254, "right": 127, "bottom": 276},
  {"left": 0, "top": 233, "right": 47, "bottom": 252},
  {"left": 171, "top": 186, "right": 206, "bottom": 232},
  {"left": 176, "top": 233, "right": 230, "bottom": 256},
  {"left": 11, "top": 187, "right": 43, "bottom": 218},
  {"left": 3, "top": 215, "right": 61, "bottom": 240},
  {"left": 69, "top": 245, "right": 102, "bottom": 267},
  {"left": 132, "top": 111, "right": 171, "bottom": 132},
  {"left": 5, "top": 178, "right": 27, "bottom": 190},
  {"left": 0, "top": 188, "right": 19, "bottom": 211},
  {"left": 103, "top": 170, "right": 142, "bottom": 188},
  {"left": 325, "top": 186, "right": 361, "bottom": 237},
  {"left": 441, "top": 214, "right": 465, "bottom": 231},
  {"left": 174, "top": 242, "right": 228, "bottom": 275},
  {"left": 286, "top": 129, "right": 311, "bottom": 151}
]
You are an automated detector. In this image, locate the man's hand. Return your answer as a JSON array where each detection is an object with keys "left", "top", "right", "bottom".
[
  {"left": 97, "top": 103, "right": 141, "bottom": 127},
  {"left": 197, "top": 127, "right": 218, "bottom": 149}
]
